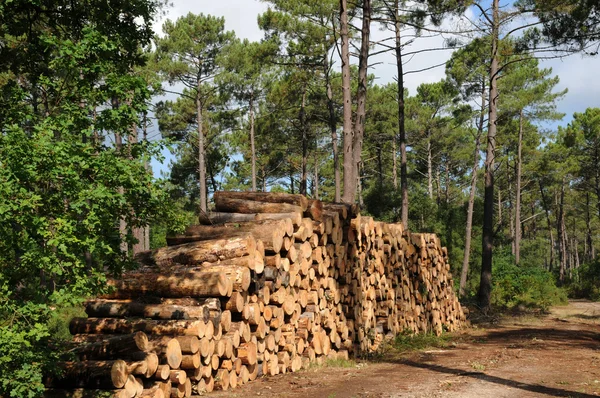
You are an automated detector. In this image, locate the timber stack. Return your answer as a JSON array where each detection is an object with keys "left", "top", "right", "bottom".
[{"left": 46, "top": 191, "right": 466, "bottom": 397}]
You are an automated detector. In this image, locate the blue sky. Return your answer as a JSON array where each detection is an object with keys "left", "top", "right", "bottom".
[{"left": 149, "top": 0, "right": 600, "bottom": 176}]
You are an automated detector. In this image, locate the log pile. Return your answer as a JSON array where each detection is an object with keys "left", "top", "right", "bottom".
[{"left": 47, "top": 191, "right": 466, "bottom": 397}]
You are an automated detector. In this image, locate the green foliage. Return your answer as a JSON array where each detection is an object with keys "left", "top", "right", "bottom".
[
  {"left": 567, "top": 259, "right": 600, "bottom": 300},
  {"left": 393, "top": 330, "right": 452, "bottom": 352},
  {"left": 0, "top": 0, "right": 170, "bottom": 396},
  {"left": 490, "top": 250, "right": 568, "bottom": 310}
]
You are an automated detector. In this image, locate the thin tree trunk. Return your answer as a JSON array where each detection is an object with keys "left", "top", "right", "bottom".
[
  {"left": 515, "top": 110, "right": 523, "bottom": 264},
  {"left": 113, "top": 98, "right": 128, "bottom": 255},
  {"left": 377, "top": 144, "right": 383, "bottom": 188},
  {"left": 129, "top": 118, "right": 145, "bottom": 255},
  {"left": 143, "top": 112, "right": 150, "bottom": 251},
  {"left": 586, "top": 192, "right": 594, "bottom": 261},
  {"left": 249, "top": 93, "right": 257, "bottom": 192},
  {"left": 325, "top": 56, "right": 341, "bottom": 202},
  {"left": 478, "top": 0, "right": 499, "bottom": 311},
  {"left": 445, "top": 161, "right": 450, "bottom": 204},
  {"left": 340, "top": 0, "right": 354, "bottom": 203},
  {"left": 358, "top": 162, "right": 364, "bottom": 207},
  {"left": 538, "top": 180, "right": 555, "bottom": 271},
  {"left": 392, "top": 139, "right": 398, "bottom": 190},
  {"left": 314, "top": 152, "right": 319, "bottom": 200},
  {"left": 300, "top": 86, "right": 308, "bottom": 196},
  {"left": 197, "top": 89, "right": 207, "bottom": 213},
  {"left": 460, "top": 131, "right": 482, "bottom": 297},
  {"left": 393, "top": 0, "right": 408, "bottom": 229},
  {"left": 497, "top": 187, "right": 502, "bottom": 227},
  {"left": 427, "top": 135, "right": 433, "bottom": 200},
  {"left": 350, "top": 0, "right": 371, "bottom": 203},
  {"left": 557, "top": 180, "right": 566, "bottom": 283}
]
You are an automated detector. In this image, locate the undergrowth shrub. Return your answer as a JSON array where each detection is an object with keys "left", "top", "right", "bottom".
[
  {"left": 491, "top": 251, "right": 567, "bottom": 310},
  {"left": 393, "top": 329, "right": 452, "bottom": 351},
  {"left": 567, "top": 259, "right": 600, "bottom": 300}
]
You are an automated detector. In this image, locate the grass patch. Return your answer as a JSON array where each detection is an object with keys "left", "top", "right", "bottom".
[
  {"left": 392, "top": 330, "right": 453, "bottom": 352},
  {"left": 306, "top": 357, "right": 358, "bottom": 371},
  {"left": 323, "top": 358, "right": 356, "bottom": 368}
]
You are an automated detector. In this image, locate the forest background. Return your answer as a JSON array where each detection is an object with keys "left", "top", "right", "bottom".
[{"left": 0, "top": 0, "right": 599, "bottom": 396}]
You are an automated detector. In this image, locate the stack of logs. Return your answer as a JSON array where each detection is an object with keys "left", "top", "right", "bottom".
[{"left": 45, "top": 191, "right": 466, "bottom": 397}]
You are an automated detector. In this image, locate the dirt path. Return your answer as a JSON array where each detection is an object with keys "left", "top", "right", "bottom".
[{"left": 211, "top": 300, "right": 600, "bottom": 397}]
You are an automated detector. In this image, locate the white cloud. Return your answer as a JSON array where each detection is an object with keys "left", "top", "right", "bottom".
[
  {"left": 156, "top": 0, "right": 269, "bottom": 41},
  {"left": 148, "top": 0, "right": 598, "bottom": 175}
]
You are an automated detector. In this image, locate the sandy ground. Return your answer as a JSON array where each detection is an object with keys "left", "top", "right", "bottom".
[{"left": 210, "top": 300, "right": 600, "bottom": 398}]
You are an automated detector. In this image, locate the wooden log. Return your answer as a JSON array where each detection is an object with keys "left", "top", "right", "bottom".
[
  {"left": 134, "top": 235, "right": 256, "bottom": 268},
  {"left": 47, "top": 360, "right": 130, "bottom": 390},
  {"left": 153, "top": 365, "right": 170, "bottom": 381},
  {"left": 223, "top": 292, "right": 245, "bottom": 313},
  {"left": 306, "top": 199, "right": 324, "bottom": 222},
  {"left": 139, "top": 385, "right": 165, "bottom": 398},
  {"left": 105, "top": 270, "right": 232, "bottom": 299},
  {"left": 192, "top": 263, "right": 251, "bottom": 291},
  {"left": 70, "top": 318, "right": 209, "bottom": 338},
  {"left": 168, "top": 221, "right": 286, "bottom": 253},
  {"left": 213, "top": 191, "right": 309, "bottom": 210},
  {"left": 199, "top": 211, "right": 302, "bottom": 227},
  {"left": 73, "top": 332, "right": 148, "bottom": 360},
  {"left": 85, "top": 300, "right": 209, "bottom": 321},
  {"left": 129, "top": 352, "right": 159, "bottom": 378},
  {"left": 146, "top": 337, "right": 182, "bottom": 369},
  {"left": 214, "top": 193, "right": 305, "bottom": 215},
  {"left": 236, "top": 342, "right": 257, "bottom": 365}
]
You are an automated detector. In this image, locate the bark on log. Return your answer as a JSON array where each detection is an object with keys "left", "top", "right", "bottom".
[
  {"left": 168, "top": 221, "right": 286, "bottom": 253},
  {"left": 199, "top": 211, "right": 302, "bottom": 227},
  {"left": 105, "top": 271, "right": 231, "bottom": 299},
  {"left": 74, "top": 332, "right": 149, "bottom": 361},
  {"left": 135, "top": 235, "right": 257, "bottom": 268},
  {"left": 85, "top": 300, "right": 209, "bottom": 321},
  {"left": 214, "top": 191, "right": 309, "bottom": 210}
]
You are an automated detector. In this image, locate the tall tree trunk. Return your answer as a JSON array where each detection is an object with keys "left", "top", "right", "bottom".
[
  {"left": 143, "top": 111, "right": 150, "bottom": 251},
  {"left": 325, "top": 56, "right": 341, "bottom": 202},
  {"left": 586, "top": 192, "right": 595, "bottom": 261},
  {"left": 358, "top": 162, "right": 364, "bottom": 207},
  {"left": 196, "top": 89, "right": 207, "bottom": 214},
  {"left": 478, "top": 0, "right": 499, "bottom": 311},
  {"left": 350, "top": 0, "right": 371, "bottom": 203},
  {"left": 531, "top": 201, "right": 537, "bottom": 239},
  {"left": 393, "top": 0, "right": 408, "bottom": 229},
  {"left": 557, "top": 180, "right": 566, "bottom": 283},
  {"left": 595, "top": 145, "right": 600, "bottom": 218},
  {"left": 113, "top": 98, "right": 128, "bottom": 255},
  {"left": 300, "top": 86, "right": 308, "bottom": 196},
  {"left": 314, "top": 152, "right": 319, "bottom": 200},
  {"left": 445, "top": 161, "right": 450, "bottom": 204},
  {"left": 377, "top": 144, "right": 383, "bottom": 188},
  {"left": 427, "top": 134, "right": 433, "bottom": 200},
  {"left": 129, "top": 118, "right": 145, "bottom": 255},
  {"left": 460, "top": 128, "right": 483, "bottom": 297},
  {"left": 515, "top": 110, "right": 523, "bottom": 264},
  {"left": 497, "top": 187, "right": 502, "bottom": 227},
  {"left": 507, "top": 151, "right": 515, "bottom": 256},
  {"left": 249, "top": 92, "right": 257, "bottom": 192},
  {"left": 340, "top": 0, "right": 354, "bottom": 203},
  {"left": 392, "top": 139, "right": 398, "bottom": 189},
  {"left": 538, "top": 180, "right": 554, "bottom": 271}
]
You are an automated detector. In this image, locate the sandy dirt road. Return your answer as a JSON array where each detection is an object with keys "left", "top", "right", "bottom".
[{"left": 210, "top": 300, "right": 600, "bottom": 398}]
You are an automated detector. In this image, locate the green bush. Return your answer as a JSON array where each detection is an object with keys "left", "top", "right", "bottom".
[
  {"left": 567, "top": 259, "right": 600, "bottom": 300},
  {"left": 491, "top": 250, "right": 568, "bottom": 310}
]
